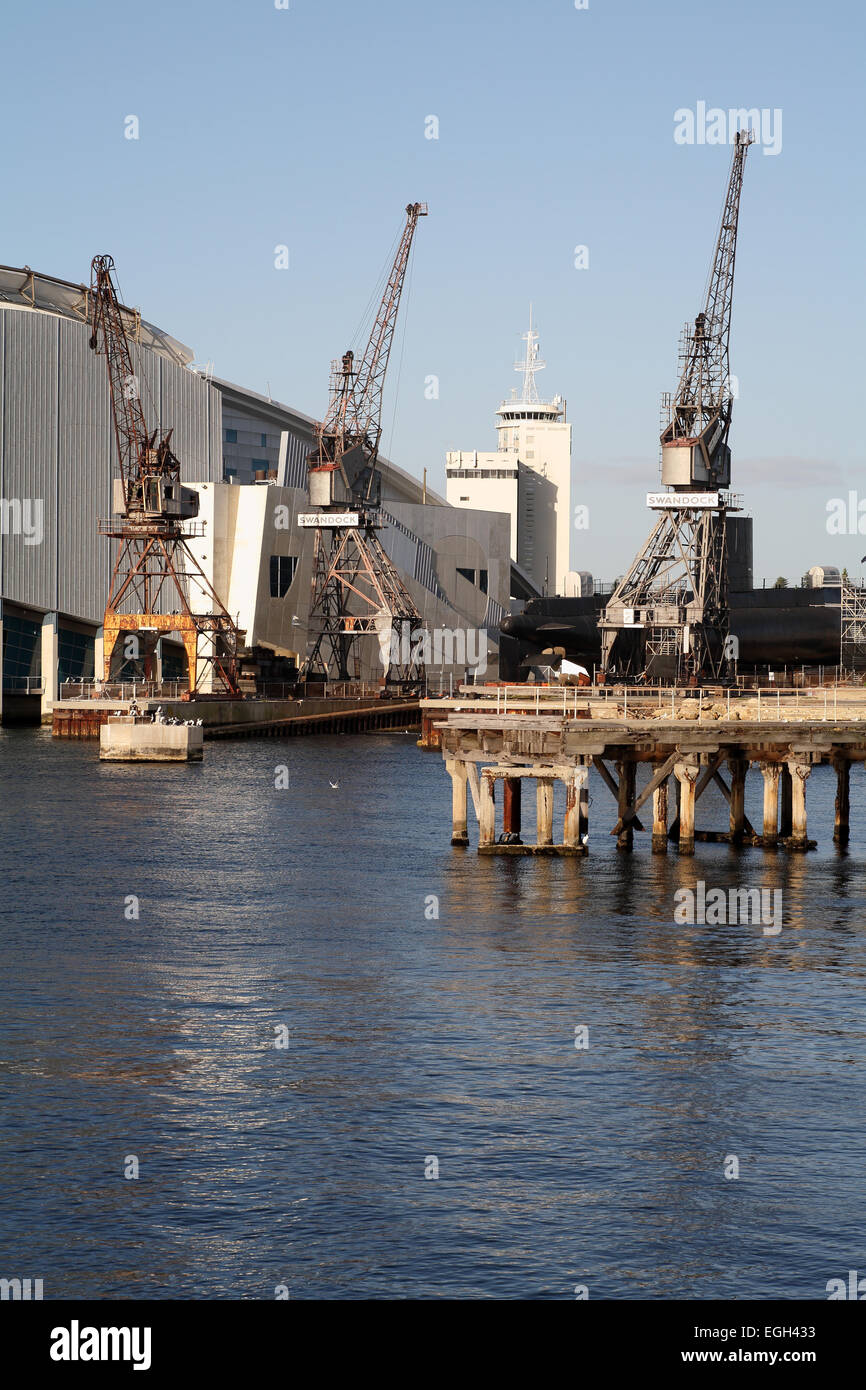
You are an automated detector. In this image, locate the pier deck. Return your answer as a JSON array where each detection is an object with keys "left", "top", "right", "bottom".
[{"left": 426, "top": 688, "right": 866, "bottom": 855}]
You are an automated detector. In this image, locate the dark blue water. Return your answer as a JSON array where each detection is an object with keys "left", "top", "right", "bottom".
[{"left": 1, "top": 727, "right": 864, "bottom": 1299}]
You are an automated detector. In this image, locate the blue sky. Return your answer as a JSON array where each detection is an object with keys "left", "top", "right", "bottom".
[{"left": 1, "top": 0, "right": 862, "bottom": 584}]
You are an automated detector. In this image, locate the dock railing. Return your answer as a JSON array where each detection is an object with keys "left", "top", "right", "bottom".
[{"left": 425, "top": 683, "right": 863, "bottom": 723}]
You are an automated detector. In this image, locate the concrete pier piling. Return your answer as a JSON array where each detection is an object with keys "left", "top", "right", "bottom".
[
  {"left": 616, "top": 759, "right": 636, "bottom": 851},
  {"left": 674, "top": 760, "right": 699, "bottom": 856},
  {"left": 446, "top": 758, "right": 469, "bottom": 846},
  {"left": 503, "top": 777, "right": 522, "bottom": 840},
  {"left": 760, "top": 762, "right": 781, "bottom": 848},
  {"left": 729, "top": 757, "right": 747, "bottom": 845},
  {"left": 479, "top": 771, "right": 496, "bottom": 849},
  {"left": 834, "top": 757, "right": 850, "bottom": 846},
  {"left": 536, "top": 778, "right": 554, "bottom": 848},
  {"left": 652, "top": 772, "right": 669, "bottom": 853},
  {"left": 788, "top": 760, "right": 811, "bottom": 851},
  {"left": 427, "top": 687, "right": 858, "bottom": 855}
]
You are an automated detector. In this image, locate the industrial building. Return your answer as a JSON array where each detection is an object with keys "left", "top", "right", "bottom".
[
  {"left": 446, "top": 313, "right": 573, "bottom": 596},
  {"left": 0, "top": 263, "right": 512, "bottom": 720}
]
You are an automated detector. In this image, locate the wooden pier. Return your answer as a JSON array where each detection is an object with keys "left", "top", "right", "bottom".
[{"left": 426, "top": 688, "right": 866, "bottom": 855}]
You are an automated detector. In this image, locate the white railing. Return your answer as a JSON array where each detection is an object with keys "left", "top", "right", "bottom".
[{"left": 425, "top": 683, "right": 860, "bottom": 724}]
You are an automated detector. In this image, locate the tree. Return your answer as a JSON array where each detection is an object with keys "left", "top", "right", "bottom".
[{"left": 773, "top": 576, "right": 788, "bottom": 589}]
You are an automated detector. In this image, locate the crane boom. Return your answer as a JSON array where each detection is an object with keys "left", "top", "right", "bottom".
[
  {"left": 661, "top": 129, "right": 753, "bottom": 490},
  {"left": 309, "top": 203, "right": 427, "bottom": 506},
  {"left": 89, "top": 255, "right": 184, "bottom": 517}
]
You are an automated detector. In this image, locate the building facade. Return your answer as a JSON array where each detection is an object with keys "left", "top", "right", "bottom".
[
  {"left": 0, "top": 263, "right": 510, "bottom": 717},
  {"left": 446, "top": 314, "right": 573, "bottom": 596}
]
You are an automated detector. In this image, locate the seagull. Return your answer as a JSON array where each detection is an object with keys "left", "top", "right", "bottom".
[{"left": 329, "top": 779, "right": 339, "bottom": 789}]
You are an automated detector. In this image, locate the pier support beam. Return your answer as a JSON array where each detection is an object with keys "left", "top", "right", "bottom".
[
  {"left": 779, "top": 766, "right": 793, "bottom": 839},
  {"left": 616, "top": 758, "right": 636, "bottom": 851},
  {"left": 578, "top": 769, "right": 590, "bottom": 844},
  {"left": 787, "top": 760, "right": 811, "bottom": 851},
  {"left": 446, "top": 758, "right": 469, "bottom": 845},
  {"left": 536, "top": 778, "right": 554, "bottom": 848},
  {"left": 503, "top": 777, "right": 522, "bottom": 841},
  {"left": 479, "top": 770, "right": 496, "bottom": 848},
  {"left": 564, "top": 768, "right": 589, "bottom": 850},
  {"left": 674, "top": 760, "right": 699, "bottom": 856},
  {"left": 652, "top": 769, "right": 668, "bottom": 853},
  {"left": 760, "top": 762, "right": 781, "bottom": 847},
  {"left": 728, "top": 758, "right": 747, "bottom": 845},
  {"left": 833, "top": 758, "right": 850, "bottom": 846}
]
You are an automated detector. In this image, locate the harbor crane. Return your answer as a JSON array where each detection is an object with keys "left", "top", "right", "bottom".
[
  {"left": 89, "top": 254, "right": 243, "bottom": 695},
  {"left": 300, "top": 203, "right": 428, "bottom": 687},
  {"left": 600, "top": 129, "right": 754, "bottom": 682}
]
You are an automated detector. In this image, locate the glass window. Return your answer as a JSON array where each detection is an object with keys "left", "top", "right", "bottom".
[
  {"left": 2, "top": 614, "right": 41, "bottom": 682},
  {"left": 58, "top": 629, "right": 95, "bottom": 683},
  {"left": 456, "top": 566, "right": 476, "bottom": 585},
  {"left": 224, "top": 428, "right": 237, "bottom": 444},
  {"left": 261, "top": 434, "right": 268, "bottom": 447},
  {"left": 479, "top": 569, "right": 488, "bottom": 594},
  {"left": 269, "top": 555, "right": 298, "bottom": 598}
]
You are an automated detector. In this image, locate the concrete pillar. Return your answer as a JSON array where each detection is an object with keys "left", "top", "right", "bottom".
[
  {"left": 479, "top": 771, "right": 496, "bottom": 848},
  {"left": 760, "top": 762, "right": 781, "bottom": 847},
  {"left": 446, "top": 759, "right": 469, "bottom": 845},
  {"left": 616, "top": 758, "right": 636, "bottom": 851},
  {"left": 503, "top": 777, "right": 522, "bottom": 840},
  {"left": 833, "top": 758, "right": 850, "bottom": 846},
  {"left": 674, "top": 761, "right": 699, "bottom": 855},
  {"left": 536, "top": 778, "right": 554, "bottom": 847},
  {"left": 93, "top": 626, "right": 104, "bottom": 694},
  {"left": 779, "top": 766, "right": 793, "bottom": 838},
  {"left": 564, "top": 769, "right": 588, "bottom": 849},
  {"left": 578, "top": 776, "right": 590, "bottom": 843},
  {"left": 788, "top": 760, "right": 811, "bottom": 851},
  {"left": 728, "top": 758, "right": 747, "bottom": 845},
  {"left": 41, "top": 611, "right": 59, "bottom": 718},
  {"left": 652, "top": 768, "right": 668, "bottom": 853},
  {"left": 154, "top": 637, "right": 164, "bottom": 687}
]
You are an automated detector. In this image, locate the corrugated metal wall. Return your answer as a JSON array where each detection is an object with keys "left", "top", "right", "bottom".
[{"left": 0, "top": 307, "right": 222, "bottom": 625}]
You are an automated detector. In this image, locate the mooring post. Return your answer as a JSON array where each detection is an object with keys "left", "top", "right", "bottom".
[
  {"left": 479, "top": 771, "right": 496, "bottom": 848},
  {"left": 651, "top": 766, "right": 668, "bottom": 854},
  {"left": 536, "top": 778, "right": 554, "bottom": 847},
  {"left": 779, "top": 765, "right": 793, "bottom": 838},
  {"left": 446, "top": 758, "right": 469, "bottom": 845},
  {"left": 728, "top": 758, "right": 747, "bottom": 845},
  {"left": 674, "top": 761, "right": 699, "bottom": 856},
  {"left": 760, "top": 762, "right": 781, "bottom": 847},
  {"left": 788, "top": 759, "right": 811, "bottom": 851},
  {"left": 616, "top": 757, "right": 636, "bottom": 851},
  {"left": 833, "top": 757, "right": 850, "bottom": 846},
  {"left": 503, "top": 776, "right": 522, "bottom": 840}
]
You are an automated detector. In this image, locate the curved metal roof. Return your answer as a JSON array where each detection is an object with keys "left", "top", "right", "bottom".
[{"left": 0, "top": 264, "right": 194, "bottom": 367}]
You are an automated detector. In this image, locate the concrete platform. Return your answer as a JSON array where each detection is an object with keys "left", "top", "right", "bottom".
[{"left": 99, "top": 719, "right": 203, "bottom": 761}]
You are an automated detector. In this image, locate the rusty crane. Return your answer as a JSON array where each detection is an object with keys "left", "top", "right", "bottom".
[
  {"left": 300, "top": 202, "right": 428, "bottom": 687},
  {"left": 600, "top": 130, "right": 754, "bottom": 682},
  {"left": 89, "top": 254, "right": 243, "bottom": 695}
]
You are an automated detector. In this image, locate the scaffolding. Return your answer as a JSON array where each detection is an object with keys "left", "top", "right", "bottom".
[{"left": 840, "top": 579, "right": 866, "bottom": 673}]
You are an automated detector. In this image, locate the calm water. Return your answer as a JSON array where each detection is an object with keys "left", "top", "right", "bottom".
[{"left": 1, "top": 727, "right": 864, "bottom": 1299}]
